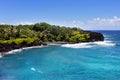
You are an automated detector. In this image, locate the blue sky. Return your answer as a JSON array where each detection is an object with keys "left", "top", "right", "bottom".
[{"left": 0, "top": 0, "right": 120, "bottom": 30}]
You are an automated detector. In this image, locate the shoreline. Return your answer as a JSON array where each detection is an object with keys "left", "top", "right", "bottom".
[
  {"left": 0, "top": 31, "right": 104, "bottom": 56},
  {"left": 0, "top": 45, "right": 46, "bottom": 58},
  {"left": 1, "top": 40, "right": 111, "bottom": 58},
  {"left": 0, "top": 42, "right": 70, "bottom": 57}
]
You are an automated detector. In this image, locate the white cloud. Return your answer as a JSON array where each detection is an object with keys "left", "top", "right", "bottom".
[
  {"left": 0, "top": 21, "right": 35, "bottom": 25},
  {"left": 72, "top": 16, "right": 120, "bottom": 30},
  {"left": 88, "top": 16, "right": 120, "bottom": 26},
  {"left": 0, "top": 22, "right": 6, "bottom": 25},
  {"left": 1, "top": 16, "right": 120, "bottom": 30},
  {"left": 72, "top": 20, "right": 85, "bottom": 27},
  {"left": 16, "top": 22, "right": 34, "bottom": 25}
]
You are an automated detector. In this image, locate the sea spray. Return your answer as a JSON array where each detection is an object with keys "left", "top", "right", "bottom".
[
  {"left": 4, "top": 45, "right": 45, "bottom": 55},
  {"left": 0, "top": 54, "right": 2, "bottom": 58},
  {"left": 61, "top": 41, "right": 116, "bottom": 48},
  {"left": 93, "top": 41, "right": 116, "bottom": 46},
  {"left": 61, "top": 43, "right": 93, "bottom": 48}
]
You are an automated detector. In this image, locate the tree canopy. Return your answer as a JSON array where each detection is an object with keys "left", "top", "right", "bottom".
[{"left": 0, "top": 22, "right": 90, "bottom": 45}]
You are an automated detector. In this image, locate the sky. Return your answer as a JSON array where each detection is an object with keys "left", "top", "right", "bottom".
[{"left": 0, "top": 0, "right": 120, "bottom": 30}]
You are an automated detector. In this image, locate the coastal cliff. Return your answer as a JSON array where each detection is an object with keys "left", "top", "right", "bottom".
[
  {"left": 84, "top": 31, "right": 104, "bottom": 42},
  {"left": 0, "top": 31, "right": 104, "bottom": 54},
  {"left": 0, "top": 22, "right": 104, "bottom": 54}
]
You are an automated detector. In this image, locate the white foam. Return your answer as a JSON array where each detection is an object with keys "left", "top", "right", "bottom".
[
  {"left": 0, "top": 54, "right": 2, "bottom": 58},
  {"left": 93, "top": 41, "right": 116, "bottom": 46},
  {"left": 61, "top": 43, "right": 93, "bottom": 48},
  {"left": 5, "top": 46, "right": 44, "bottom": 55},
  {"left": 22, "top": 45, "right": 44, "bottom": 50},
  {"left": 31, "top": 67, "right": 36, "bottom": 71},
  {"left": 61, "top": 41, "right": 116, "bottom": 48},
  {"left": 6, "top": 49, "right": 22, "bottom": 55},
  {"left": 31, "top": 67, "right": 43, "bottom": 73}
]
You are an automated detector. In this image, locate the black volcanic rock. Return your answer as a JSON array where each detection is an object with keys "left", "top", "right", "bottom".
[
  {"left": 85, "top": 31, "right": 104, "bottom": 42},
  {"left": 0, "top": 42, "right": 41, "bottom": 53}
]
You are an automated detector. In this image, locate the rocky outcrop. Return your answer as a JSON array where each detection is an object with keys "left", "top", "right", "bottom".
[
  {"left": 0, "top": 42, "right": 41, "bottom": 53},
  {"left": 84, "top": 31, "right": 104, "bottom": 42}
]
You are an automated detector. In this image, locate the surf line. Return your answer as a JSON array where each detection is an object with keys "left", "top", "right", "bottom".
[{"left": 61, "top": 41, "right": 116, "bottom": 48}]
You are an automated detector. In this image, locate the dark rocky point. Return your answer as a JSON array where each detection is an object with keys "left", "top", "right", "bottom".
[{"left": 85, "top": 31, "right": 104, "bottom": 42}]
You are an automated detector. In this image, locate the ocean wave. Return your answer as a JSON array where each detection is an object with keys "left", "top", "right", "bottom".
[
  {"left": 6, "top": 49, "right": 22, "bottom": 55},
  {"left": 4, "top": 46, "right": 44, "bottom": 55},
  {"left": 0, "top": 54, "right": 2, "bottom": 58},
  {"left": 31, "top": 67, "right": 43, "bottom": 73},
  {"left": 85, "top": 63, "right": 120, "bottom": 70},
  {"left": 61, "top": 41, "right": 116, "bottom": 48},
  {"left": 22, "top": 45, "right": 44, "bottom": 50},
  {"left": 93, "top": 41, "right": 116, "bottom": 46},
  {"left": 31, "top": 67, "right": 36, "bottom": 71},
  {"left": 61, "top": 43, "right": 93, "bottom": 49}
]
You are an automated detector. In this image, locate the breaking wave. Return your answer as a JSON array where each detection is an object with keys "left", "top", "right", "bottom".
[
  {"left": 61, "top": 43, "right": 93, "bottom": 48},
  {"left": 0, "top": 54, "right": 2, "bottom": 58},
  {"left": 31, "top": 67, "right": 36, "bottom": 71},
  {"left": 61, "top": 41, "right": 116, "bottom": 49},
  {"left": 0, "top": 40, "right": 116, "bottom": 58},
  {"left": 0, "top": 46, "right": 45, "bottom": 58},
  {"left": 6, "top": 49, "right": 22, "bottom": 55},
  {"left": 93, "top": 41, "right": 116, "bottom": 46}
]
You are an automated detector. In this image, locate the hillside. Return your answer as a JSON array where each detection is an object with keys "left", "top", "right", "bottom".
[{"left": 0, "top": 22, "right": 104, "bottom": 53}]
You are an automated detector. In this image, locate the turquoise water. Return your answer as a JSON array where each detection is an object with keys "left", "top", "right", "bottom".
[{"left": 0, "top": 30, "right": 120, "bottom": 80}]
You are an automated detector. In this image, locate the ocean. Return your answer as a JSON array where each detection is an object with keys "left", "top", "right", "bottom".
[{"left": 0, "top": 30, "right": 120, "bottom": 80}]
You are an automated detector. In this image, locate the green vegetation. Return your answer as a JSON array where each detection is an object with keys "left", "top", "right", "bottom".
[{"left": 0, "top": 22, "right": 90, "bottom": 45}]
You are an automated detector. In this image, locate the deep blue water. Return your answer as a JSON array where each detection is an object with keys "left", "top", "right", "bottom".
[{"left": 0, "top": 30, "right": 120, "bottom": 80}]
